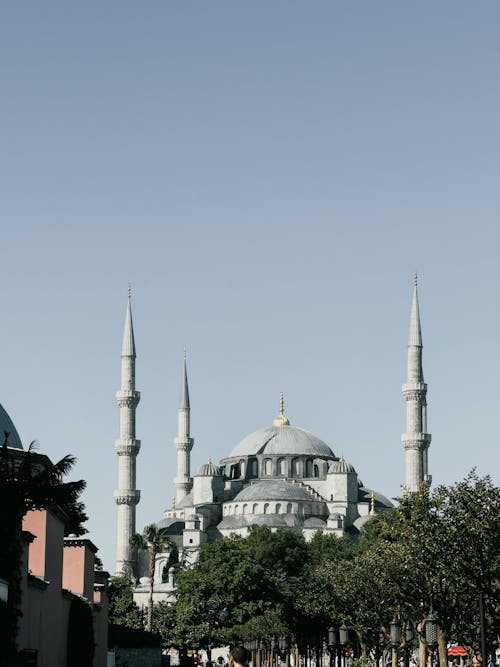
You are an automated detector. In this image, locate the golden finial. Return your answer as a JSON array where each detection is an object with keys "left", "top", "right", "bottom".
[
  {"left": 369, "top": 491, "right": 376, "bottom": 516},
  {"left": 128, "top": 283, "right": 132, "bottom": 299},
  {"left": 273, "top": 391, "right": 290, "bottom": 427},
  {"left": 414, "top": 272, "right": 418, "bottom": 288}
]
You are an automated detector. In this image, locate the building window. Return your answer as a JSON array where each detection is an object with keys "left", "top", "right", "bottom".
[
  {"left": 264, "top": 459, "right": 272, "bottom": 476},
  {"left": 242, "top": 504, "right": 248, "bottom": 515},
  {"left": 286, "top": 503, "right": 292, "bottom": 513},
  {"left": 249, "top": 459, "right": 258, "bottom": 478},
  {"left": 292, "top": 458, "right": 300, "bottom": 477},
  {"left": 278, "top": 458, "right": 287, "bottom": 476},
  {"left": 276, "top": 503, "right": 281, "bottom": 514},
  {"left": 264, "top": 503, "right": 269, "bottom": 514},
  {"left": 252, "top": 503, "right": 258, "bottom": 514}
]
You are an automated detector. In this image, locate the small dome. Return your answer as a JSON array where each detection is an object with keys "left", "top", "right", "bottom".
[
  {"left": 329, "top": 456, "right": 356, "bottom": 474},
  {"left": 303, "top": 517, "right": 326, "bottom": 528},
  {"left": 228, "top": 425, "right": 334, "bottom": 458},
  {"left": 196, "top": 458, "right": 222, "bottom": 477},
  {"left": 0, "top": 403, "right": 23, "bottom": 450},
  {"left": 232, "top": 479, "right": 316, "bottom": 503}
]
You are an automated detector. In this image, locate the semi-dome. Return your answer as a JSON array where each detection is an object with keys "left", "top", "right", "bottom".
[
  {"left": 196, "top": 457, "right": 221, "bottom": 477},
  {"left": 229, "top": 425, "right": 334, "bottom": 458},
  {"left": 232, "top": 479, "right": 317, "bottom": 503},
  {"left": 329, "top": 456, "right": 356, "bottom": 474},
  {"left": 0, "top": 403, "right": 23, "bottom": 449}
]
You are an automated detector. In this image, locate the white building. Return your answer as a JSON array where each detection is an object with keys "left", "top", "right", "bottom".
[{"left": 114, "top": 278, "right": 431, "bottom": 603}]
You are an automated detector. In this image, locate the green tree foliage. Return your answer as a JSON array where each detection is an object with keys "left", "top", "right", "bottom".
[
  {"left": 108, "top": 575, "right": 144, "bottom": 629},
  {"left": 152, "top": 472, "right": 499, "bottom": 662}
]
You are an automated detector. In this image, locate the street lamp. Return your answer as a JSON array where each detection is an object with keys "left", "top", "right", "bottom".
[
  {"left": 404, "top": 625, "right": 414, "bottom": 667},
  {"left": 339, "top": 624, "right": 348, "bottom": 667},
  {"left": 328, "top": 627, "right": 338, "bottom": 667},
  {"left": 390, "top": 617, "right": 402, "bottom": 667},
  {"left": 425, "top": 612, "right": 439, "bottom": 667}
]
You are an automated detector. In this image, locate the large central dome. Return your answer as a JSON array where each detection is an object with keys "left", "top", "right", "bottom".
[{"left": 228, "top": 424, "right": 334, "bottom": 458}]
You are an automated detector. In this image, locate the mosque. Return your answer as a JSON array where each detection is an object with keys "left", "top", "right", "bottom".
[{"left": 113, "top": 278, "right": 431, "bottom": 604}]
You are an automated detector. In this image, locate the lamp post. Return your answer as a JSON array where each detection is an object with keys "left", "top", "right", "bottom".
[
  {"left": 425, "top": 612, "right": 439, "bottom": 667},
  {"left": 375, "top": 632, "right": 385, "bottom": 667},
  {"left": 390, "top": 617, "right": 402, "bottom": 667},
  {"left": 339, "top": 624, "right": 348, "bottom": 667},
  {"left": 328, "top": 628, "right": 338, "bottom": 667},
  {"left": 404, "top": 625, "right": 414, "bottom": 667}
]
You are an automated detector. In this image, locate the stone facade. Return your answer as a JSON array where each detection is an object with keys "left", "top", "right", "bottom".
[{"left": 114, "top": 277, "right": 432, "bottom": 603}]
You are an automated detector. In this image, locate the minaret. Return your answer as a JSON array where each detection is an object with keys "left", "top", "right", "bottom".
[
  {"left": 114, "top": 289, "right": 141, "bottom": 575},
  {"left": 174, "top": 349, "right": 193, "bottom": 505},
  {"left": 401, "top": 274, "right": 432, "bottom": 492}
]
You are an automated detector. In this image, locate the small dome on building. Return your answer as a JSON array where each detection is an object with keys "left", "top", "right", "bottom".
[
  {"left": 0, "top": 403, "right": 23, "bottom": 449},
  {"left": 303, "top": 517, "right": 326, "bottom": 528},
  {"left": 329, "top": 456, "right": 356, "bottom": 474},
  {"left": 196, "top": 457, "right": 222, "bottom": 477},
  {"left": 232, "top": 479, "right": 316, "bottom": 503}
]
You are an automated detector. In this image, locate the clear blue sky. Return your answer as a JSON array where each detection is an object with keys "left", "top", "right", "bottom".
[{"left": 1, "top": 2, "right": 499, "bottom": 572}]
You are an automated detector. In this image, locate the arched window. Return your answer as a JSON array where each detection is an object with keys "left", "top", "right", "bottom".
[
  {"left": 249, "top": 459, "right": 258, "bottom": 478},
  {"left": 252, "top": 503, "right": 258, "bottom": 514},
  {"left": 286, "top": 503, "right": 292, "bottom": 513},
  {"left": 292, "top": 458, "right": 300, "bottom": 477},
  {"left": 242, "top": 504, "right": 248, "bottom": 515},
  {"left": 234, "top": 505, "right": 239, "bottom": 515},
  {"left": 264, "top": 503, "right": 270, "bottom": 514},
  {"left": 278, "top": 458, "right": 287, "bottom": 476},
  {"left": 306, "top": 459, "right": 313, "bottom": 477},
  {"left": 264, "top": 459, "right": 272, "bottom": 476},
  {"left": 276, "top": 503, "right": 281, "bottom": 514},
  {"left": 314, "top": 464, "right": 319, "bottom": 478}
]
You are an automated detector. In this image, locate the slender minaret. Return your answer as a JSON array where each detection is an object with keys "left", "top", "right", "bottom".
[
  {"left": 401, "top": 274, "right": 432, "bottom": 492},
  {"left": 114, "top": 289, "right": 141, "bottom": 575},
  {"left": 174, "top": 349, "right": 193, "bottom": 504}
]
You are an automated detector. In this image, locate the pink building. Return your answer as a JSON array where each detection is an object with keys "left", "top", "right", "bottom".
[{"left": 18, "top": 508, "right": 109, "bottom": 667}]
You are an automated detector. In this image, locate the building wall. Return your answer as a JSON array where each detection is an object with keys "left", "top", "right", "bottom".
[
  {"left": 113, "top": 647, "right": 162, "bottom": 667},
  {"left": 18, "top": 509, "right": 109, "bottom": 667}
]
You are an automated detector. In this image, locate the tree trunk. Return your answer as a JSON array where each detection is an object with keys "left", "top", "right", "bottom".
[
  {"left": 418, "top": 635, "right": 427, "bottom": 667},
  {"left": 437, "top": 627, "right": 447, "bottom": 667},
  {"left": 147, "top": 545, "right": 156, "bottom": 632}
]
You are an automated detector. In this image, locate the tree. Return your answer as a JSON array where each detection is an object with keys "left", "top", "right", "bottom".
[
  {"left": 0, "top": 436, "right": 86, "bottom": 663},
  {"left": 130, "top": 523, "right": 173, "bottom": 632},
  {"left": 108, "top": 574, "right": 144, "bottom": 629}
]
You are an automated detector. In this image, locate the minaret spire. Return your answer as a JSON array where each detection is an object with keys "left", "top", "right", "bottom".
[
  {"left": 114, "top": 289, "right": 141, "bottom": 575},
  {"left": 401, "top": 275, "right": 431, "bottom": 492},
  {"left": 174, "top": 349, "right": 194, "bottom": 504}
]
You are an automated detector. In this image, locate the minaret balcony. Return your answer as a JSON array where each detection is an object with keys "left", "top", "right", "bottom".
[
  {"left": 113, "top": 489, "right": 141, "bottom": 505},
  {"left": 115, "top": 439, "right": 141, "bottom": 456},
  {"left": 116, "top": 390, "right": 141, "bottom": 409},
  {"left": 402, "top": 382, "right": 427, "bottom": 393},
  {"left": 401, "top": 433, "right": 432, "bottom": 448},
  {"left": 174, "top": 436, "right": 193, "bottom": 451}
]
